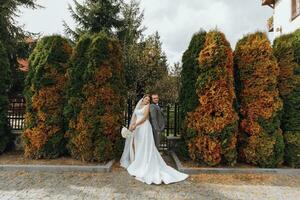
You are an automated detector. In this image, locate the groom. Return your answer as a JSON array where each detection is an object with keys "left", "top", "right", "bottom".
[{"left": 149, "top": 93, "right": 166, "bottom": 149}]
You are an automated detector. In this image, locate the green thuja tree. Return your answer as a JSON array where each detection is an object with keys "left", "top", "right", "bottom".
[
  {"left": 186, "top": 30, "right": 239, "bottom": 166},
  {"left": 0, "top": 41, "right": 12, "bottom": 153},
  {"left": 66, "top": 33, "right": 125, "bottom": 162},
  {"left": 23, "top": 36, "right": 72, "bottom": 159},
  {"left": 234, "top": 32, "right": 284, "bottom": 167},
  {"left": 64, "top": 34, "right": 92, "bottom": 157},
  {"left": 177, "top": 31, "right": 206, "bottom": 159},
  {"left": 273, "top": 29, "right": 300, "bottom": 167},
  {"left": 179, "top": 30, "right": 206, "bottom": 122}
]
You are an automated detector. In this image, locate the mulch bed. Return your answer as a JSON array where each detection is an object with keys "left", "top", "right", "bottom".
[
  {"left": 0, "top": 151, "right": 106, "bottom": 166},
  {"left": 176, "top": 154, "right": 292, "bottom": 169},
  {"left": 189, "top": 173, "right": 300, "bottom": 186}
]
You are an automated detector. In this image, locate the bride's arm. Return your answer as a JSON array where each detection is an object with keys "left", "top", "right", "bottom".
[
  {"left": 129, "top": 114, "right": 137, "bottom": 131},
  {"left": 134, "top": 105, "right": 150, "bottom": 128}
]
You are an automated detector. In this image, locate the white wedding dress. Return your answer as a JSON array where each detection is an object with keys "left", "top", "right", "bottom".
[{"left": 120, "top": 105, "right": 189, "bottom": 185}]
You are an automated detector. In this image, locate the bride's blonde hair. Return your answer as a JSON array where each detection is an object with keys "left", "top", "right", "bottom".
[
  {"left": 143, "top": 94, "right": 150, "bottom": 99},
  {"left": 142, "top": 94, "right": 151, "bottom": 105}
]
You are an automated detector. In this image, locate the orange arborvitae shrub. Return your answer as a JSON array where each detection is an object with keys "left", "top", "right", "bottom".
[
  {"left": 234, "top": 32, "right": 284, "bottom": 167},
  {"left": 177, "top": 31, "right": 207, "bottom": 159},
  {"left": 186, "top": 30, "right": 239, "bottom": 166},
  {"left": 65, "top": 33, "right": 125, "bottom": 162},
  {"left": 23, "top": 36, "right": 72, "bottom": 159},
  {"left": 273, "top": 29, "right": 300, "bottom": 167}
]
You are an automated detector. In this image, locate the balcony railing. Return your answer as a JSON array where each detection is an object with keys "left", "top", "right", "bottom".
[{"left": 267, "top": 16, "right": 274, "bottom": 32}]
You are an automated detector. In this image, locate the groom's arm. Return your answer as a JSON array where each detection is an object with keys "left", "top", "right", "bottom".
[{"left": 150, "top": 105, "right": 160, "bottom": 132}]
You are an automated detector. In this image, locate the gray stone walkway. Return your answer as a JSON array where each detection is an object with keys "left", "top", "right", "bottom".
[{"left": 0, "top": 166, "right": 300, "bottom": 200}]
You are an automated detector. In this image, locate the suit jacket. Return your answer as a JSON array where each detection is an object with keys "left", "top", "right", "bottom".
[{"left": 149, "top": 104, "right": 165, "bottom": 133}]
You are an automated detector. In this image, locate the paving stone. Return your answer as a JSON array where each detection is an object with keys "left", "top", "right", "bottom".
[{"left": 0, "top": 157, "right": 299, "bottom": 200}]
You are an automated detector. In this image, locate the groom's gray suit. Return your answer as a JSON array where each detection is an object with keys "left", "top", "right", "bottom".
[{"left": 149, "top": 104, "right": 166, "bottom": 149}]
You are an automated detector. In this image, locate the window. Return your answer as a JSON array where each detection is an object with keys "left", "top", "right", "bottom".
[{"left": 291, "top": 0, "right": 300, "bottom": 20}]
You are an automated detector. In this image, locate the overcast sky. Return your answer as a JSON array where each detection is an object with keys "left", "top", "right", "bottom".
[{"left": 19, "top": 0, "right": 273, "bottom": 66}]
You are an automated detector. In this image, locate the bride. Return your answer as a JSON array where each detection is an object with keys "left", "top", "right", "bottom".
[{"left": 120, "top": 94, "right": 189, "bottom": 185}]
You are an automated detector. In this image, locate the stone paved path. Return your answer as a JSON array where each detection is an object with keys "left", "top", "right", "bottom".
[{"left": 0, "top": 154, "right": 299, "bottom": 200}]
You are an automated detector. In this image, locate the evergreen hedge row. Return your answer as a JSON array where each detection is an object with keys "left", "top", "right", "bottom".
[
  {"left": 23, "top": 36, "right": 72, "bottom": 158},
  {"left": 234, "top": 32, "right": 284, "bottom": 167},
  {"left": 65, "top": 33, "right": 125, "bottom": 162},
  {"left": 186, "top": 31, "right": 239, "bottom": 166},
  {"left": 273, "top": 29, "right": 300, "bottom": 167},
  {"left": 0, "top": 41, "right": 12, "bottom": 153},
  {"left": 6, "top": 29, "right": 299, "bottom": 167}
]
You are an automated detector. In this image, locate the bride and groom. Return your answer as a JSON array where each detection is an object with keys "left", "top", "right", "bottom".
[{"left": 120, "top": 94, "right": 189, "bottom": 185}]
